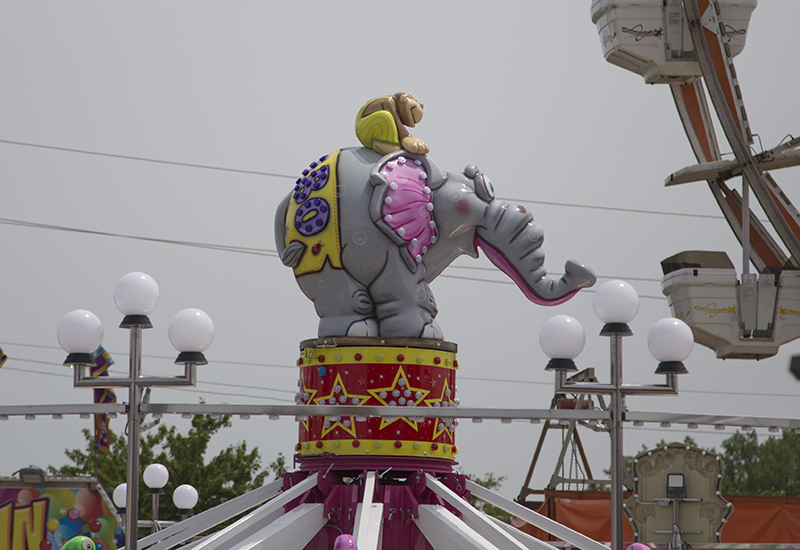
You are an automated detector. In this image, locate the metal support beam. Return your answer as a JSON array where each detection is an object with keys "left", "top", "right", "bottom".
[
  {"left": 185, "top": 475, "right": 318, "bottom": 550},
  {"left": 416, "top": 506, "right": 496, "bottom": 550},
  {"left": 353, "top": 472, "right": 383, "bottom": 550},
  {"left": 138, "top": 476, "right": 314, "bottom": 550},
  {"left": 486, "top": 516, "right": 559, "bottom": 550},
  {"left": 71, "top": 362, "right": 197, "bottom": 387},
  {"left": 685, "top": 0, "right": 800, "bottom": 264},
  {"left": 126, "top": 326, "right": 144, "bottom": 550},
  {"left": 225, "top": 504, "right": 326, "bottom": 550},
  {"left": 424, "top": 475, "right": 534, "bottom": 550},
  {"left": 3, "top": 403, "right": 799, "bottom": 432},
  {"left": 112, "top": 480, "right": 283, "bottom": 550},
  {"left": 465, "top": 480, "right": 608, "bottom": 550},
  {"left": 665, "top": 147, "right": 800, "bottom": 186}
]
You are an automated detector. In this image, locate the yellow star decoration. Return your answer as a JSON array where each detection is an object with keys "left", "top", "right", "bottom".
[
  {"left": 299, "top": 380, "right": 318, "bottom": 432},
  {"left": 424, "top": 378, "right": 455, "bottom": 442},
  {"left": 367, "top": 366, "right": 430, "bottom": 431},
  {"left": 313, "top": 373, "right": 370, "bottom": 437}
]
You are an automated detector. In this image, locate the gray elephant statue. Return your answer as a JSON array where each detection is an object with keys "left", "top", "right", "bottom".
[{"left": 275, "top": 147, "right": 595, "bottom": 339}]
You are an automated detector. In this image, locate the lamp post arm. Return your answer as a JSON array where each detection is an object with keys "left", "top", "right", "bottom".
[
  {"left": 138, "top": 364, "right": 197, "bottom": 386},
  {"left": 555, "top": 374, "right": 679, "bottom": 396},
  {"left": 73, "top": 364, "right": 197, "bottom": 387}
]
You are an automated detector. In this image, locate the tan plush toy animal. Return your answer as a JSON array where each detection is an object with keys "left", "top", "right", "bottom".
[{"left": 355, "top": 92, "right": 429, "bottom": 155}]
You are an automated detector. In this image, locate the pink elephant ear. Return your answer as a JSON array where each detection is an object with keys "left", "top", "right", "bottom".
[
  {"left": 627, "top": 544, "right": 651, "bottom": 550},
  {"left": 379, "top": 157, "right": 438, "bottom": 264},
  {"left": 334, "top": 534, "right": 358, "bottom": 550}
]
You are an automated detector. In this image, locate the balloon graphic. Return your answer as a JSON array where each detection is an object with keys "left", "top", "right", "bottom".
[
  {"left": 17, "top": 488, "right": 40, "bottom": 505},
  {"left": 67, "top": 508, "right": 81, "bottom": 521},
  {"left": 76, "top": 489, "right": 102, "bottom": 522},
  {"left": 92, "top": 516, "right": 114, "bottom": 542},
  {"left": 47, "top": 518, "right": 60, "bottom": 532}
]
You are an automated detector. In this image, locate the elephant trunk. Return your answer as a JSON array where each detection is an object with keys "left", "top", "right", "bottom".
[{"left": 475, "top": 200, "right": 595, "bottom": 305}]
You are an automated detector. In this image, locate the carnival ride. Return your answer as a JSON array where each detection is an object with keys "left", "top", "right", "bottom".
[
  {"left": 5, "top": 3, "right": 800, "bottom": 550},
  {"left": 515, "top": 0, "right": 800, "bottom": 545},
  {"left": 593, "top": 0, "right": 800, "bottom": 359}
]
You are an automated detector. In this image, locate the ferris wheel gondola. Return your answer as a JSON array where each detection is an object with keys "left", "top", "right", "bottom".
[{"left": 592, "top": 0, "right": 800, "bottom": 359}]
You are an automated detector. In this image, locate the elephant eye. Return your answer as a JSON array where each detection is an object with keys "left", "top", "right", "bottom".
[
  {"left": 82, "top": 540, "right": 94, "bottom": 550},
  {"left": 474, "top": 173, "right": 495, "bottom": 202}
]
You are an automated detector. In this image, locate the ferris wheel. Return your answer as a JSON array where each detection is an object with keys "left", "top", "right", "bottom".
[{"left": 592, "top": 0, "right": 800, "bottom": 359}]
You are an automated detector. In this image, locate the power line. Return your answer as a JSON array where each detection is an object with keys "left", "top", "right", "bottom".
[
  {"left": 2, "top": 341, "right": 295, "bottom": 370},
  {"left": 5, "top": 349, "right": 800, "bottom": 401},
  {"left": 0, "top": 217, "right": 667, "bottom": 296},
  {"left": 453, "top": 264, "right": 662, "bottom": 283},
  {"left": 0, "top": 217, "right": 277, "bottom": 257},
  {"left": 441, "top": 273, "right": 666, "bottom": 301},
  {"left": 6, "top": 357, "right": 297, "bottom": 390},
  {"left": 0, "top": 139, "right": 295, "bottom": 180},
  {"left": 0, "top": 138, "right": 729, "bottom": 221},
  {"left": 506, "top": 196, "right": 725, "bottom": 220},
  {"left": 1, "top": 364, "right": 294, "bottom": 403}
]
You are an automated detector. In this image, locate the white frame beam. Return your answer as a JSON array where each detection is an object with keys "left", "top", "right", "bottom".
[
  {"left": 464, "top": 479, "right": 608, "bottom": 550},
  {"left": 416, "top": 505, "right": 497, "bottom": 550},
  {"left": 353, "top": 471, "right": 383, "bottom": 550}
]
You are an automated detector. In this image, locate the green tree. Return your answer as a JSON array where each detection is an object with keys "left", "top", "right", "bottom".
[
  {"left": 50, "top": 414, "right": 269, "bottom": 530},
  {"left": 466, "top": 472, "right": 512, "bottom": 524},
  {"left": 268, "top": 452, "right": 288, "bottom": 479},
  {"left": 720, "top": 429, "right": 800, "bottom": 496}
]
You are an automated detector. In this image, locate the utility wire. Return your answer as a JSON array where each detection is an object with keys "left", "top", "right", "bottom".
[
  {"left": 441, "top": 273, "right": 667, "bottom": 300},
  {"left": 5, "top": 348, "right": 800, "bottom": 401},
  {"left": 0, "top": 217, "right": 665, "bottom": 297},
  {"left": 0, "top": 139, "right": 295, "bottom": 180},
  {"left": 507, "top": 197, "right": 725, "bottom": 220},
  {"left": 451, "top": 264, "right": 661, "bottom": 282},
  {"left": 0, "top": 138, "right": 728, "bottom": 221},
  {"left": 1, "top": 364, "right": 294, "bottom": 403},
  {"left": 2, "top": 342, "right": 295, "bottom": 370},
  {"left": 0, "top": 217, "right": 277, "bottom": 257}
]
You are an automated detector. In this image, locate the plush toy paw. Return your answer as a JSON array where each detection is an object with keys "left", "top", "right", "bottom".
[{"left": 401, "top": 136, "right": 429, "bottom": 155}]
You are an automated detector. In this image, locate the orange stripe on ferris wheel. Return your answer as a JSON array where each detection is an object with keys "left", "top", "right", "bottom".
[
  {"left": 702, "top": 28, "right": 743, "bottom": 137},
  {"left": 679, "top": 83, "right": 714, "bottom": 163}
]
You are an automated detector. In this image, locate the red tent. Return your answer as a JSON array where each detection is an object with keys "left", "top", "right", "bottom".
[{"left": 518, "top": 491, "right": 800, "bottom": 544}]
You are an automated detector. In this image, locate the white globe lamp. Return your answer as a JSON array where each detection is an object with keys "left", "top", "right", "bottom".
[
  {"left": 593, "top": 279, "right": 640, "bottom": 336},
  {"left": 143, "top": 463, "right": 170, "bottom": 495},
  {"left": 649, "top": 318, "right": 694, "bottom": 374},
  {"left": 113, "top": 483, "right": 127, "bottom": 512},
  {"left": 168, "top": 308, "right": 214, "bottom": 365},
  {"left": 114, "top": 272, "right": 160, "bottom": 328},
  {"left": 172, "top": 484, "right": 199, "bottom": 517},
  {"left": 57, "top": 309, "right": 104, "bottom": 366},
  {"left": 540, "top": 315, "right": 585, "bottom": 372}
]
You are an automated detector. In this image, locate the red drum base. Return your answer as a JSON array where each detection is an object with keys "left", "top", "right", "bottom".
[{"left": 294, "top": 337, "right": 459, "bottom": 465}]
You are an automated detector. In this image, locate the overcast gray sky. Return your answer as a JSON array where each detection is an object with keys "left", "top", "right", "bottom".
[{"left": 2, "top": 2, "right": 799, "bottom": 501}]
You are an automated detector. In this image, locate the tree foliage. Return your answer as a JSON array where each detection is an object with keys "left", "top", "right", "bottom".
[
  {"left": 49, "top": 414, "right": 269, "bottom": 525},
  {"left": 720, "top": 429, "right": 800, "bottom": 496}
]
